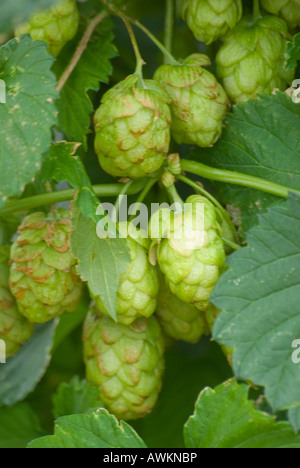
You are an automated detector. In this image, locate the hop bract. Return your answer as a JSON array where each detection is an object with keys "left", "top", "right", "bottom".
[
  {"left": 182, "top": 0, "right": 243, "bottom": 44},
  {"left": 156, "top": 274, "right": 209, "bottom": 344},
  {"left": 94, "top": 74, "right": 171, "bottom": 179},
  {"left": 261, "top": 0, "right": 300, "bottom": 30},
  {"left": 0, "top": 247, "right": 33, "bottom": 358},
  {"left": 9, "top": 209, "right": 83, "bottom": 324},
  {"left": 154, "top": 54, "right": 228, "bottom": 148},
  {"left": 15, "top": 0, "right": 79, "bottom": 57},
  {"left": 83, "top": 307, "right": 165, "bottom": 420},
  {"left": 151, "top": 195, "right": 226, "bottom": 311},
  {"left": 216, "top": 15, "right": 295, "bottom": 103},
  {"left": 91, "top": 226, "right": 159, "bottom": 326}
]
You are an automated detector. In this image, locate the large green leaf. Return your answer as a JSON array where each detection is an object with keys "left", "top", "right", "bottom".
[
  {"left": 184, "top": 379, "right": 300, "bottom": 448},
  {"left": 0, "top": 36, "right": 58, "bottom": 209},
  {"left": 212, "top": 194, "right": 300, "bottom": 411},
  {"left": 54, "top": 17, "right": 117, "bottom": 148},
  {"left": 71, "top": 212, "right": 130, "bottom": 321},
  {"left": 289, "top": 406, "right": 300, "bottom": 432},
  {"left": 0, "top": 403, "right": 44, "bottom": 448},
  {"left": 28, "top": 409, "right": 147, "bottom": 448},
  {"left": 189, "top": 92, "right": 300, "bottom": 234},
  {"left": 0, "top": 0, "right": 60, "bottom": 32}
]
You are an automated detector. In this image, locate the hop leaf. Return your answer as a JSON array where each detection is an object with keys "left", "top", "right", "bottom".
[
  {"left": 182, "top": 0, "right": 243, "bottom": 45},
  {"left": 154, "top": 54, "right": 228, "bottom": 148},
  {"left": 94, "top": 74, "right": 171, "bottom": 179},
  {"left": 90, "top": 228, "right": 159, "bottom": 326},
  {"left": 83, "top": 307, "right": 165, "bottom": 420},
  {"left": 216, "top": 15, "right": 295, "bottom": 103},
  {"left": 9, "top": 209, "right": 83, "bottom": 324},
  {"left": 15, "top": 0, "right": 79, "bottom": 57}
]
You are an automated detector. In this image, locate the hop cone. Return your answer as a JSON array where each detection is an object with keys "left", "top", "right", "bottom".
[
  {"left": 94, "top": 74, "right": 171, "bottom": 179},
  {"left": 9, "top": 209, "right": 83, "bottom": 324},
  {"left": 182, "top": 0, "right": 243, "bottom": 44},
  {"left": 91, "top": 230, "right": 159, "bottom": 326},
  {"left": 261, "top": 0, "right": 300, "bottom": 30},
  {"left": 15, "top": 0, "right": 79, "bottom": 57},
  {"left": 0, "top": 247, "right": 33, "bottom": 358},
  {"left": 151, "top": 195, "right": 226, "bottom": 311},
  {"left": 154, "top": 54, "right": 228, "bottom": 148},
  {"left": 156, "top": 274, "right": 208, "bottom": 344},
  {"left": 216, "top": 15, "right": 295, "bottom": 103},
  {"left": 83, "top": 307, "right": 165, "bottom": 420}
]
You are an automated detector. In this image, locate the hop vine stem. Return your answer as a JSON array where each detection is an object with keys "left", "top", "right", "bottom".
[
  {"left": 181, "top": 160, "right": 300, "bottom": 199},
  {"left": 164, "top": 0, "right": 175, "bottom": 64}
]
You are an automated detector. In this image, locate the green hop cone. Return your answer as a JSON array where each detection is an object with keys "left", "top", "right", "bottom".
[
  {"left": 154, "top": 54, "right": 228, "bottom": 148},
  {"left": 151, "top": 195, "right": 226, "bottom": 311},
  {"left": 261, "top": 0, "right": 300, "bottom": 30},
  {"left": 216, "top": 15, "right": 295, "bottom": 103},
  {"left": 0, "top": 247, "right": 33, "bottom": 358},
  {"left": 182, "top": 0, "right": 243, "bottom": 44},
  {"left": 94, "top": 74, "right": 171, "bottom": 179},
  {"left": 9, "top": 209, "right": 83, "bottom": 324},
  {"left": 156, "top": 274, "right": 209, "bottom": 344},
  {"left": 15, "top": 0, "right": 79, "bottom": 57},
  {"left": 91, "top": 225, "right": 159, "bottom": 326},
  {"left": 83, "top": 306, "right": 165, "bottom": 420}
]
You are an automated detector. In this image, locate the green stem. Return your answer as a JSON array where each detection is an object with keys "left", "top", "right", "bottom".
[
  {"left": 101, "top": 0, "right": 178, "bottom": 65},
  {"left": 0, "top": 181, "right": 145, "bottom": 217},
  {"left": 222, "top": 237, "right": 241, "bottom": 251},
  {"left": 129, "top": 178, "right": 158, "bottom": 221},
  {"left": 121, "top": 15, "right": 144, "bottom": 77},
  {"left": 177, "top": 174, "right": 228, "bottom": 217},
  {"left": 181, "top": 160, "right": 300, "bottom": 199},
  {"left": 166, "top": 184, "right": 184, "bottom": 208},
  {"left": 114, "top": 180, "right": 134, "bottom": 219},
  {"left": 132, "top": 18, "right": 179, "bottom": 66},
  {"left": 253, "top": 0, "right": 261, "bottom": 21},
  {"left": 164, "top": 0, "right": 174, "bottom": 64}
]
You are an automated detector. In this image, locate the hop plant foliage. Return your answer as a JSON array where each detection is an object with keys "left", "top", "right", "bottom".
[
  {"left": 182, "top": 0, "right": 243, "bottom": 45},
  {"left": 261, "top": 0, "right": 300, "bottom": 30},
  {"left": 83, "top": 307, "right": 165, "bottom": 420},
  {"left": 15, "top": 0, "right": 79, "bottom": 56},
  {"left": 150, "top": 195, "right": 226, "bottom": 311},
  {"left": 216, "top": 15, "right": 295, "bottom": 103},
  {"left": 156, "top": 274, "right": 209, "bottom": 344},
  {"left": 154, "top": 54, "right": 229, "bottom": 148},
  {"left": 0, "top": 247, "right": 33, "bottom": 358},
  {"left": 94, "top": 74, "right": 171, "bottom": 179},
  {"left": 91, "top": 226, "right": 159, "bottom": 326},
  {"left": 9, "top": 209, "right": 83, "bottom": 324}
]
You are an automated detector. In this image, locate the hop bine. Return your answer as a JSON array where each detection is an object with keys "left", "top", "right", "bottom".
[
  {"left": 216, "top": 14, "right": 295, "bottom": 103},
  {"left": 149, "top": 195, "right": 226, "bottom": 311},
  {"left": 182, "top": 0, "right": 243, "bottom": 45},
  {"left": 94, "top": 74, "right": 171, "bottom": 179},
  {"left": 15, "top": 0, "right": 79, "bottom": 57},
  {"left": 261, "top": 0, "right": 300, "bottom": 30},
  {"left": 83, "top": 307, "right": 165, "bottom": 420},
  {"left": 9, "top": 209, "right": 83, "bottom": 324},
  {"left": 154, "top": 54, "right": 229, "bottom": 148},
  {"left": 0, "top": 247, "right": 33, "bottom": 358}
]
